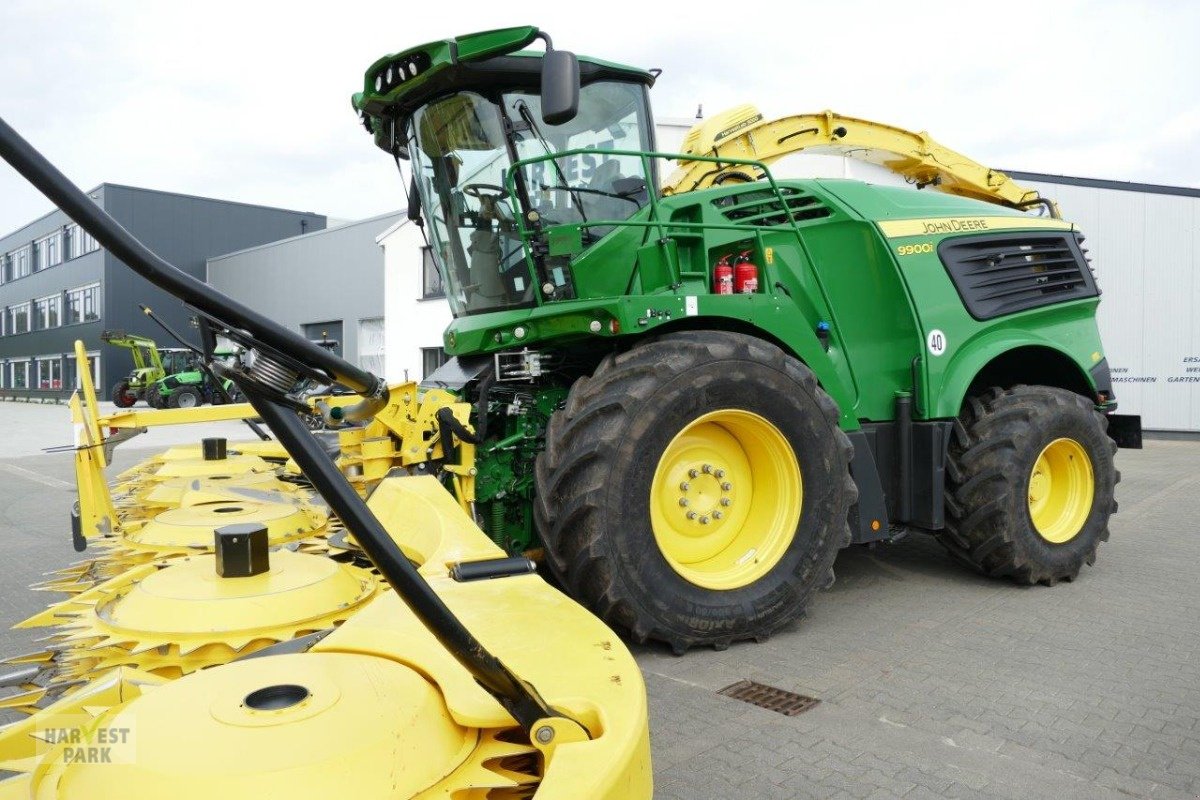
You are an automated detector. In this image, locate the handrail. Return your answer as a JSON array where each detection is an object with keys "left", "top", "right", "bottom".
[{"left": 504, "top": 148, "right": 815, "bottom": 301}]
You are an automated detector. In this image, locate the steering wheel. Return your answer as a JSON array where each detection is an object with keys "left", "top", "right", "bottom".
[
  {"left": 461, "top": 183, "right": 514, "bottom": 224},
  {"left": 462, "top": 183, "right": 507, "bottom": 200}
]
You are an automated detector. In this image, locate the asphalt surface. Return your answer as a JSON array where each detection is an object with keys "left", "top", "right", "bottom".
[{"left": 0, "top": 401, "right": 1196, "bottom": 798}]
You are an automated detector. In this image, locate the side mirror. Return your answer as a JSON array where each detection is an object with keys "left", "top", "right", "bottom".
[
  {"left": 541, "top": 49, "right": 579, "bottom": 126},
  {"left": 407, "top": 173, "right": 422, "bottom": 225}
]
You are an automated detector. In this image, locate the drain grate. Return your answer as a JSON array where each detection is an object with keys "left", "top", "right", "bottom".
[{"left": 718, "top": 680, "right": 819, "bottom": 716}]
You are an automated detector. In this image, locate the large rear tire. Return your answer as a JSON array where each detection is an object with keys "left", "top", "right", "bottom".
[
  {"left": 939, "top": 385, "right": 1119, "bottom": 585},
  {"left": 110, "top": 380, "right": 137, "bottom": 408},
  {"left": 534, "top": 331, "right": 855, "bottom": 652}
]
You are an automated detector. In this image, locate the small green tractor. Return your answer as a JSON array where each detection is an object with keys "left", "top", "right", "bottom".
[
  {"left": 101, "top": 329, "right": 193, "bottom": 408},
  {"left": 145, "top": 352, "right": 241, "bottom": 409},
  {"left": 349, "top": 26, "right": 1141, "bottom": 653}
]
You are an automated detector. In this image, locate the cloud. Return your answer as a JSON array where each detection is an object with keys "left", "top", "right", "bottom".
[{"left": 1, "top": 0, "right": 1198, "bottom": 235}]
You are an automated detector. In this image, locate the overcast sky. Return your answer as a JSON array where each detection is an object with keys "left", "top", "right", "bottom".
[{"left": 1, "top": 1, "right": 1197, "bottom": 233}]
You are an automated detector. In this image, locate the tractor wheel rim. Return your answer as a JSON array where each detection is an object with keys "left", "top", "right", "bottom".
[
  {"left": 179, "top": 394, "right": 197, "bottom": 408},
  {"left": 649, "top": 409, "right": 801, "bottom": 590},
  {"left": 1028, "top": 437, "right": 1094, "bottom": 544}
]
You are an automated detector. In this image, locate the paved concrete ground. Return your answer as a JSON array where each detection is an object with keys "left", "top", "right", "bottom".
[{"left": 0, "top": 401, "right": 1196, "bottom": 798}]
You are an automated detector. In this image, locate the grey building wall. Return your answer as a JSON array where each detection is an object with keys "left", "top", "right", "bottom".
[
  {"left": 0, "top": 184, "right": 325, "bottom": 394},
  {"left": 0, "top": 188, "right": 108, "bottom": 390},
  {"left": 207, "top": 211, "right": 401, "bottom": 368}
]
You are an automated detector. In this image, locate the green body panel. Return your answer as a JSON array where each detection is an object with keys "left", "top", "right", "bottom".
[{"left": 442, "top": 177, "right": 1105, "bottom": 430}]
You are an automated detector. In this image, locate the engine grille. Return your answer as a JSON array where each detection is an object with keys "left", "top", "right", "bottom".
[
  {"left": 937, "top": 232, "right": 1097, "bottom": 320},
  {"left": 714, "top": 187, "right": 831, "bottom": 226}
]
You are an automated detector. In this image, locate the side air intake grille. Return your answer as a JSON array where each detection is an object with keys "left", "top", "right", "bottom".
[
  {"left": 938, "top": 232, "right": 1097, "bottom": 320},
  {"left": 713, "top": 187, "right": 831, "bottom": 227}
]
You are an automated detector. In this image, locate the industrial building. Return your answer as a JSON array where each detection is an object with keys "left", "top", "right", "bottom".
[
  {"left": 379, "top": 217, "right": 453, "bottom": 382},
  {"left": 0, "top": 184, "right": 324, "bottom": 399},
  {"left": 207, "top": 212, "right": 402, "bottom": 373}
]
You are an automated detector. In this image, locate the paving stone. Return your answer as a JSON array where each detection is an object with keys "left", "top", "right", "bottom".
[{"left": 0, "top": 407, "right": 1196, "bottom": 798}]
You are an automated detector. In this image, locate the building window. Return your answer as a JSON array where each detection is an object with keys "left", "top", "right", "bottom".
[
  {"left": 421, "top": 246, "right": 444, "bottom": 299},
  {"left": 6, "top": 302, "right": 30, "bottom": 335},
  {"left": 65, "top": 224, "right": 99, "bottom": 260},
  {"left": 65, "top": 351, "right": 100, "bottom": 390},
  {"left": 66, "top": 283, "right": 100, "bottom": 324},
  {"left": 5, "top": 245, "right": 31, "bottom": 281},
  {"left": 62, "top": 355, "right": 74, "bottom": 392},
  {"left": 34, "top": 231, "right": 62, "bottom": 271},
  {"left": 34, "top": 294, "right": 61, "bottom": 330},
  {"left": 35, "top": 356, "right": 62, "bottom": 389},
  {"left": 421, "top": 347, "right": 448, "bottom": 379},
  {"left": 63, "top": 352, "right": 98, "bottom": 391},
  {"left": 358, "top": 317, "right": 385, "bottom": 375},
  {"left": 10, "top": 359, "right": 29, "bottom": 390}
]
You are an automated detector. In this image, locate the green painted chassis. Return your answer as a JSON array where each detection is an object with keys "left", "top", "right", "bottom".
[{"left": 441, "top": 149, "right": 1105, "bottom": 429}]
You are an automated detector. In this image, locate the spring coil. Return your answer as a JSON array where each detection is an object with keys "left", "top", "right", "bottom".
[{"left": 251, "top": 350, "right": 300, "bottom": 394}]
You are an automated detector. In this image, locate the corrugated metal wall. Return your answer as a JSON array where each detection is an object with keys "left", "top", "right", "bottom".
[
  {"left": 208, "top": 212, "right": 399, "bottom": 368},
  {"left": 1019, "top": 179, "right": 1200, "bottom": 432}
]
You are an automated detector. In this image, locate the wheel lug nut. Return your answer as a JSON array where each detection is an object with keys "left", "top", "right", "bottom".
[
  {"left": 679, "top": 481, "right": 690, "bottom": 491},
  {"left": 678, "top": 498, "right": 689, "bottom": 507},
  {"left": 721, "top": 482, "right": 732, "bottom": 492},
  {"left": 715, "top": 469, "right": 726, "bottom": 478},
  {"left": 720, "top": 497, "right": 732, "bottom": 507},
  {"left": 688, "top": 469, "right": 699, "bottom": 478},
  {"left": 686, "top": 511, "right": 697, "bottom": 520},
  {"left": 713, "top": 511, "right": 723, "bottom": 519},
  {"left": 699, "top": 516, "right": 710, "bottom": 525},
  {"left": 702, "top": 464, "right": 712, "bottom": 474}
]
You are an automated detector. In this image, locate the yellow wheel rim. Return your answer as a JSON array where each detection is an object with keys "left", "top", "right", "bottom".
[
  {"left": 649, "top": 410, "right": 802, "bottom": 590},
  {"left": 1027, "top": 437, "right": 1094, "bottom": 544}
]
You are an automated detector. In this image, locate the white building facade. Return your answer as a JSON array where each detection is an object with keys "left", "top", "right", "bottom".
[{"left": 378, "top": 218, "right": 454, "bottom": 383}]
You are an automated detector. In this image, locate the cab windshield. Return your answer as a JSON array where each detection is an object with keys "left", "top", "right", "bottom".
[{"left": 408, "top": 80, "right": 653, "bottom": 317}]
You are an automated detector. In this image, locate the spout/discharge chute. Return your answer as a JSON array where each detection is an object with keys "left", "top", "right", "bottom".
[{"left": 663, "top": 104, "right": 1060, "bottom": 217}]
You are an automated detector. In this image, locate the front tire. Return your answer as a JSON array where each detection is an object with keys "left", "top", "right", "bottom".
[
  {"left": 110, "top": 380, "right": 137, "bottom": 408},
  {"left": 940, "top": 385, "right": 1119, "bottom": 585},
  {"left": 534, "top": 331, "right": 856, "bottom": 652}
]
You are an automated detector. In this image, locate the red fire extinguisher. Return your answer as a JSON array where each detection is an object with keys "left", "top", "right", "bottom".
[
  {"left": 734, "top": 250, "right": 759, "bottom": 294},
  {"left": 712, "top": 254, "right": 734, "bottom": 295}
]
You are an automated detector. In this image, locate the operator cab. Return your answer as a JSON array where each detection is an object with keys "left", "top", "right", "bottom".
[
  {"left": 355, "top": 32, "right": 656, "bottom": 319},
  {"left": 408, "top": 80, "right": 654, "bottom": 315}
]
